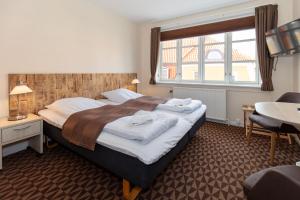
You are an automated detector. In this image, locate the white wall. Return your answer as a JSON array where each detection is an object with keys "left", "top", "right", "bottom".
[
  {"left": 138, "top": 0, "right": 297, "bottom": 125},
  {"left": 0, "top": 0, "right": 138, "bottom": 117}
]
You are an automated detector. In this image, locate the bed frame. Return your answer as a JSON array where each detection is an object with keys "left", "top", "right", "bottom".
[
  {"left": 8, "top": 73, "right": 206, "bottom": 200},
  {"left": 43, "top": 114, "right": 205, "bottom": 199}
]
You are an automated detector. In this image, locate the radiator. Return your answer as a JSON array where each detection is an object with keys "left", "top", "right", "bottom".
[{"left": 172, "top": 87, "right": 227, "bottom": 121}]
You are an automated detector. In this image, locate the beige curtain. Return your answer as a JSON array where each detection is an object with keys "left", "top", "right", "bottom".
[
  {"left": 255, "top": 4, "right": 278, "bottom": 91},
  {"left": 149, "top": 27, "right": 161, "bottom": 85}
]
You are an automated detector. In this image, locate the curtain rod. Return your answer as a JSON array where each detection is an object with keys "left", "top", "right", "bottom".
[{"left": 160, "top": 7, "right": 256, "bottom": 32}]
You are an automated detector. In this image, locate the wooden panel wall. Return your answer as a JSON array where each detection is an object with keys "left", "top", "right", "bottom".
[{"left": 8, "top": 73, "right": 137, "bottom": 115}]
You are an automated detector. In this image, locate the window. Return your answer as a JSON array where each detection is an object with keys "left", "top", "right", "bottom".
[
  {"left": 161, "top": 40, "right": 177, "bottom": 80},
  {"left": 204, "top": 33, "right": 225, "bottom": 81},
  {"left": 181, "top": 37, "right": 199, "bottom": 81},
  {"left": 231, "top": 29, "right": 257, "bottom": 83},
  {"left": 158, "top": 28, "right": 259, "bottom": 85}
]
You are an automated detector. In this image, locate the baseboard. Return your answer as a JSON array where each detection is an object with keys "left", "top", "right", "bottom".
[
  {"left": 207, "top": 118, "right": 244, "bottom": 128},
  {"left": 228, "top": 120, "right": 244, "bottom": 127}
]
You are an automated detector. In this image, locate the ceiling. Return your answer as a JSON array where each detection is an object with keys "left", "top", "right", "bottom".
[{"left": 96, "top": 0, "right": 251, "bottom": 22}]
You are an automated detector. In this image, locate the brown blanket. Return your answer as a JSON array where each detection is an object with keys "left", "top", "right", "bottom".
[{"left": 62, "top": 96, "right": 168, "bottom": 150}]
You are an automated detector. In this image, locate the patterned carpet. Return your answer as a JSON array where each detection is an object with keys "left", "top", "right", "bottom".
[{"left": 0, "top": 122, "right": 299, "bottom": 200}]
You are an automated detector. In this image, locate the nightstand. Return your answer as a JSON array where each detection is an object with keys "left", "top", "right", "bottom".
[
  {"left": 242, "top": 104, "right": 255, "bottom": 135},
  {"left": 0, "top": 114, "right": 43, "bottom": 169}
]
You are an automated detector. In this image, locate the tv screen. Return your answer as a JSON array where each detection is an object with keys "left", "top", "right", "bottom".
[
  {"left": 266, "top": 30, "right": 285, "bottom": 57},
  {"left": 266, "top": 18, "right": 300, "bottom": 57},
  {"left": 278, "top": 19, "right": 300, "bottom": 55}
]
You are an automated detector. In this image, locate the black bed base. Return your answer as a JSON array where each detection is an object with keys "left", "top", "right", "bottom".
[{"left": 43, "top": 113, "right": 206, "bottom": 189}]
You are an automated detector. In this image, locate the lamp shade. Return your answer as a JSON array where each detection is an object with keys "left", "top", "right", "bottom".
[
  {"left": 10, "top": 85, "right": 32, "bottom": 95},
  {"left": 131, "top": 79, "right": 140, "bottom": 84}
]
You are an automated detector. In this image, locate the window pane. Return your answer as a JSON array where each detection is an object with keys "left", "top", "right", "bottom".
[
  {"left": 232, "top": 62, "right": 257, "bottom": 82},
  {"left": 232, "top": 29, "right": 255, "bottom": 41},
  {"left": 162, "top": 40, "right": 177, "bottom": 48},
  {"left": 182, "top": 47, "right": 198, "bottom": 63},
  {"left": 162, "top": 48, "right": 176, "bottom": 63},
  {"left": 205, "top": 33, "right": 225, "bottom": 44},
  {"left": 182, "top": 37, "right": 198, "bottom": 46},
  {"left": 232, "top": 41, "right": 256, "bottom": 61},
  {"left": 182, "top": 64, "right": 198, "bottom": 80},
  {"left": 204, "top": 63, "right": 224, "bottom": 81},
  {"left": 205, "top": 44, "right": 224, "bottom": 62},
  {"left": 161, "top": 64, "right": 176, "bottom": 80}
]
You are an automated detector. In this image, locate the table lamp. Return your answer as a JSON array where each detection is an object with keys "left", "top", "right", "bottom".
[
  {"left": 131, "top": 79, "right": 140, "bottom": 84},
  {"left": 128, "top": 79, "right": 140, "bottom": 92},
  {"left": 8, "top": 82, "right": 32, "bottom": 121}
]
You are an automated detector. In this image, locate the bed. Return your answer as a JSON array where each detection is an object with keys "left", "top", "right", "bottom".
[
  {"left": 8, "top": 73, "right": 206, "bottom": 200},
  {"left": 41, "top": 112, "right": 206, "bottom": 188}
]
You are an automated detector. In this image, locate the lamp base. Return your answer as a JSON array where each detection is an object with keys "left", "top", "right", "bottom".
[{"left": 8, "top": 114, "right": 27, "bottom": 121}]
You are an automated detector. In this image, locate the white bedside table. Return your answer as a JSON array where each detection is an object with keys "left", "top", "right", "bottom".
[{"left": 0, "top": 113, "right": 43, "bottom": 169}]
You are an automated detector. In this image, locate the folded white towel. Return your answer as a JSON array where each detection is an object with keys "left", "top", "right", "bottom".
[
  {"left": 157, "top": 99, "right": 202, "bottom": 114},
  {"left": 167, "top": 98, "right": 192, "bottom": 106},
  {"left": 130, "top": 110, "right": 158, "bottom": 126},
  {"left": 104, "top": 113, "right": 178, "bottom": 144}
]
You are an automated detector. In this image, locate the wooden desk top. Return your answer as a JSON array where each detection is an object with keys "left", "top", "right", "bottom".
[{"left": 242, "top": 105, "right": 255, "bottom": 111}]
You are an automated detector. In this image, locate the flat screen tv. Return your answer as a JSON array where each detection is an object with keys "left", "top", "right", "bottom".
[{"left": 266, "top": 18, "right": 300, "bottom": 57}]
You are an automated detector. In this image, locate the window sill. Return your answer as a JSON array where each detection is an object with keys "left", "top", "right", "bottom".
[{"left": 156, "top": 81, "right": 263, "bottom": 90}]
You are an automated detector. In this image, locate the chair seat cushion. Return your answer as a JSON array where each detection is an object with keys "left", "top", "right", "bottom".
[
  {"left": 244, "top": 165, "right": 300, "bottom": 195},
  {"left": 249, "top": 114, "right": 300, "bottom": 133},
  {"left": 249, "top": 114, "right": 281, "bottom": 132}
]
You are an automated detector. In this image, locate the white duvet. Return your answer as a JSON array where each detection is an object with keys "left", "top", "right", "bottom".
[{"left": 38, "top": 109, "right": 191, "bottom": 165}]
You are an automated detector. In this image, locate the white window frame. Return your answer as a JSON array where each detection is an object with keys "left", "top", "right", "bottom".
[{"left": 157, "top": 28, "right": 260, "bottom": 86}]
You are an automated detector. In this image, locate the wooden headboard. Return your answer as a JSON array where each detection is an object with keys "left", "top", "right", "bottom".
[{"left": 9, "top": 73, "right": 137, "bottom": 114}]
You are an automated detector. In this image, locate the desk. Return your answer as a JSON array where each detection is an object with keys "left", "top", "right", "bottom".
[{"left": 255, "top": 102, "right": 300, "bottom": 145}]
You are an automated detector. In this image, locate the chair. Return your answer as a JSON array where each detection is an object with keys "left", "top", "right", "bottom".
[
  {"left": 243, "top": 165, "right": 300, "bottom": 200},
  {"left": 247, "top": 92, "right": 300, "bottom": 163}
]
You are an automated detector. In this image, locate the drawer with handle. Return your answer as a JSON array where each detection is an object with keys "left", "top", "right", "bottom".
[{"left": 1, "top": 121, "right": 41, "bottom": 144}]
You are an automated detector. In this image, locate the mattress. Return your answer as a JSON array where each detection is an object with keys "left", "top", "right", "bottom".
[
  {"left": 97, "top": 99, "right": 207, "bottom": 124},
  {"left": 38, "top": 109, "right": 193, "bottom": 165}
]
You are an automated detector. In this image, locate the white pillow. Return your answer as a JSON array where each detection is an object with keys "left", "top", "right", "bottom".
[
  {"left": 46, "top": 97, "right": 105, "bottom": 117},
  {"left": 102, "top": 88, "right": 143, "bottom": 103}
]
